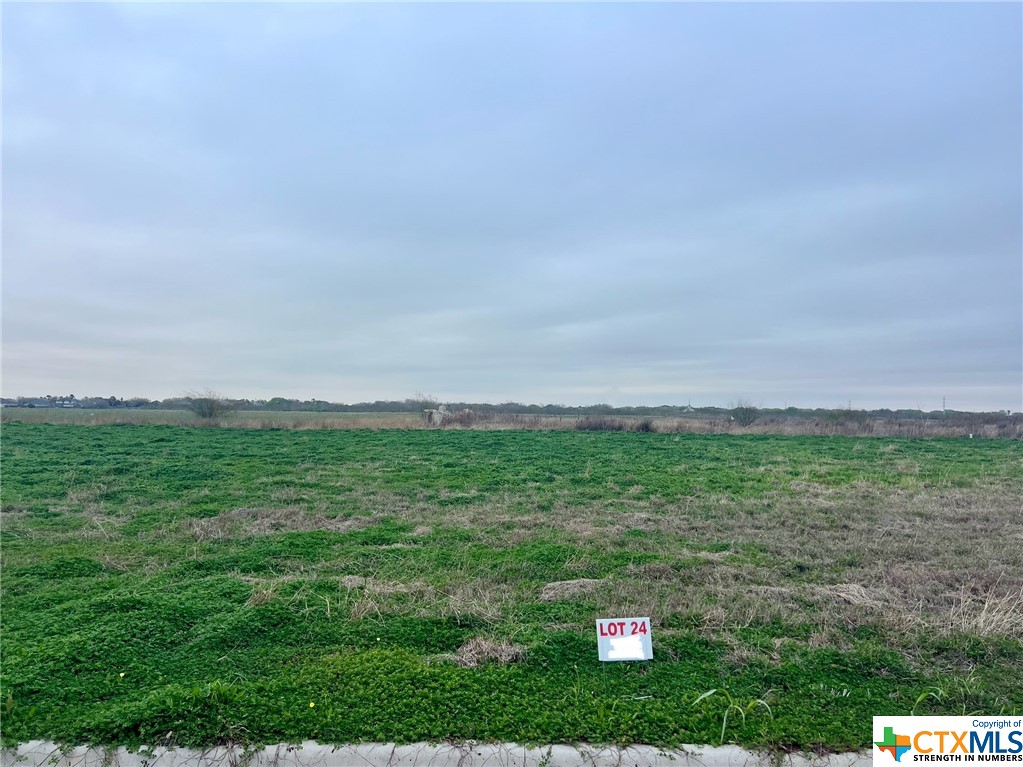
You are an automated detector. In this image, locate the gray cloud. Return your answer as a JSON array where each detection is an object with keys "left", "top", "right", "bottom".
[{"left": 3, "top": 2, "right": 1020, "bottom": 409}]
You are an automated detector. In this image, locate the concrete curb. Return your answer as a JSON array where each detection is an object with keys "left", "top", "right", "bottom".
[{"left": 3, "top": 741, "right": 871, "bottom": 767}]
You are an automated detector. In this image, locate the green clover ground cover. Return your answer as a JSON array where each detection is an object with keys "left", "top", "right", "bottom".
[{"left": 1, "top": 424, "right": 1021, "bottom": 750}]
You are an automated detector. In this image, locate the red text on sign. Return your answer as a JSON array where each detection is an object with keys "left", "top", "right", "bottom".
[{"left": 598, "top": 620, "right": 647, "bottom": 636}]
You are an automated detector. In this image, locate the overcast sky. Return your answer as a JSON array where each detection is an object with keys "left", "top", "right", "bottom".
[{"left": 3, "top": 2, "right": 1020, "bottom": 410}]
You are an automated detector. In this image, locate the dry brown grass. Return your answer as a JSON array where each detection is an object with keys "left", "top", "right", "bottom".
[
  {"left": 815, "top": 583, "right": 887, "bottom": 609},
  {"left": 332, "top": 475, "right": 1023, "bottom": 634},
  {"left": 127, "top": 467, "right": 1023, "bottom": 646},
  {"left": 433, "top": 636, "right": 526, "bottom": 668},
  {"left": 246, "top": 580, "right": 282, "bottom": 607},
  {"left": 440, "top": 580, "right": 514, "bottom": 624},
  {"left": 948, "top": 582, "right": 1023, "bottom": 638},
  {"left": 185, "top": 507, "right": 376, "bottom": 540},
  {"left": 339, "top": 575, "right": 431, "bottom": 595},
  {"left": 404, "top": 480, "right": 1023, "bottom": 642},
  {"left": 539, "top": 578, "right": 606, "bottom": 602}
]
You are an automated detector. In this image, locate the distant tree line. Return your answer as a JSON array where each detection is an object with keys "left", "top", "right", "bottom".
[
  {"left": 3, "top": 395, "right": 154, "bottom": 409},
  {"left": 1, "top": 393, "right": 1016, "bottom": 421}
]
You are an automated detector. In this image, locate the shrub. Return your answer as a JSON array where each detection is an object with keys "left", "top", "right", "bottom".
[
  {"left": 186, "top": 389, "right": 236, "bottom": 426},
  {"left": 575, "top": 416, "right": 627, "bottom": 431},
  {"left": 443, "top": 409, "right": 480, "bottom": 428},
  {"left": 730, "top": 400, "right": 760, "bottom": 427}
]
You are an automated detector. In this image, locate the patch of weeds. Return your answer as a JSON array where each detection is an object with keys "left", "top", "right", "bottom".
[
  {"left": 910, "top": 671, "right": 987, "bottom": 716},
  {"left": 691, "top": 688, "right": 773, "bottom": 745}
]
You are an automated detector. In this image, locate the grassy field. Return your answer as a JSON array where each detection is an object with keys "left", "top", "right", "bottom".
[
  {"left": 1, "top": 423, "right": 1021, "bottom": 751},
  {"left": 4, "top": 407, "right": 1019, "bottom": 438}
]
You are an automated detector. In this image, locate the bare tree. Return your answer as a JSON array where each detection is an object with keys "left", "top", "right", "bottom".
[
  {"left": 406, "top": 391, "right": 440, "bottom": 411},
  {"left": 730, "top": 399, "right": 760, "bottom": 427},
  {"left": 186, "top": 389, "right": 235, "bottom": 426}
]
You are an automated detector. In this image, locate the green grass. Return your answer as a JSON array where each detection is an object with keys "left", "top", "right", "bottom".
[{"left": 2, "top": 423, "right": 1021, "bottom": 750}]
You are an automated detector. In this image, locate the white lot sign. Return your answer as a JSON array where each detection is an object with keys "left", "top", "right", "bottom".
[{"left": 596, "top": 617, "right": 653, "bottom": 661}]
